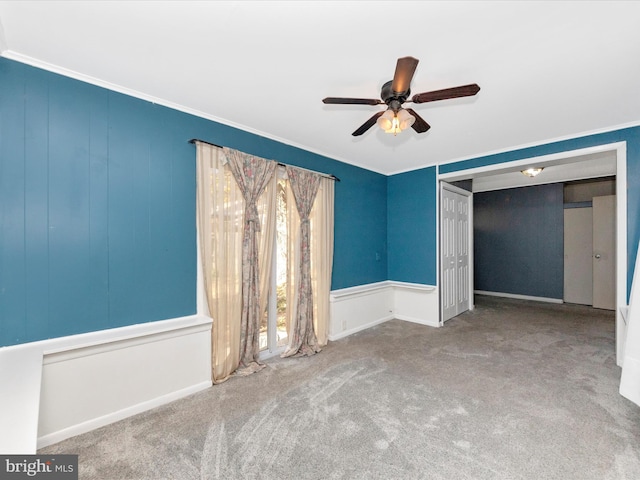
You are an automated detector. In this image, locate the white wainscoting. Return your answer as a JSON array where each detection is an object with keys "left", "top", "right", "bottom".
[
  {"left": 329, "top": 281, "right": 439, "bottom": 341},
  {"left": 329, "top": 282, "right": 395, "bottom": 340},
  {"left": 392, "top": 282, "right": 439, "bottom": 327},
  {"left": 0, "top": 314, "right": 212, "bottom": 453},
  {"left": 37, "top": 315, "right": 212, "bottom": 449}
]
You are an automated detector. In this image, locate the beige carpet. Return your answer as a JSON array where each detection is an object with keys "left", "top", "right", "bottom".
[{"left": 40, "top": 295, "right": 640, "bottom": 479}]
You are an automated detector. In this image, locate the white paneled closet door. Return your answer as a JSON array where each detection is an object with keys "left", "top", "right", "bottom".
[
  {"left": 441, "top": 183, "right": 471, "bottom": 322},
  {"left": 592, "top": 195, "right": 616, "bottom": 310}
]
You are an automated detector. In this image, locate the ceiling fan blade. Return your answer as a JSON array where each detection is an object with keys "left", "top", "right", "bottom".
[
  {"left": 411, "top": 83, "right": 480, "bottom": 104},
  {"left": 405, "top": 108, "right": 431, "bottom": 133},
  {"left": 391, "top": 56, "right": 419, "bottom": 95},
  {"left": 352, "top": 111, "right": 384, "bottom": 136},
  {"left": 323, "top": 97, "right": 383, "bottom": 105}
]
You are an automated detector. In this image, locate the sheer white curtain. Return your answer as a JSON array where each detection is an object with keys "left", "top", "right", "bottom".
[
  {"left": 196, "top": 142, "right": 241, "bottom": 383},
  {"left": 311, "top": 176, "right": 334, "bottom": 346},
  {"left": 196, "top": 142, "right": 276, "bottom": 383}
]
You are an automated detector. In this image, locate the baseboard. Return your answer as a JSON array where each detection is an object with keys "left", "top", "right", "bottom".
[
  {"left": 37, "top": 380, "right": 211, "bottom": 449},
  {"left": 475, "top": 290, "right": 563, "bottom": 304},
  {"left": 395, "top": 314, "right": 440, "bottom": 328}
]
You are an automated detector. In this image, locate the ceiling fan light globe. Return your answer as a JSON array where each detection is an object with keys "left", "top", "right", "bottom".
[
  {"left": 376, "top": 117, "right": 393, "bottom": 131},
  {"left": 376, "top": 110, "right": 395, "bottom": 131},
  {"left": 397, "top": 109, "right": 416, "bottom": 130},
  {"left": 385, "top": 115, "right": 402, "bottom": 135}
]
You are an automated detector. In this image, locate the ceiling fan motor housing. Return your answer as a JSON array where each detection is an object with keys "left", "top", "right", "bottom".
[{"left": 381, "top": 80, "right": 410, "bottom": 111}]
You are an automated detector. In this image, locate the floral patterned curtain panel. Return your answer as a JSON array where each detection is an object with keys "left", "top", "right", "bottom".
[
  {"left": 223, "top": 148, "right": 277, "bottom": 375},
  {"left": 282, "top": 166, "right": 322, "bottom": 357}
]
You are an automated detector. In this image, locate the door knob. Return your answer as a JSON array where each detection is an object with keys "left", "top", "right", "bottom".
[{"left": 594, "top": 254, "right": 601, "bottom": 259}]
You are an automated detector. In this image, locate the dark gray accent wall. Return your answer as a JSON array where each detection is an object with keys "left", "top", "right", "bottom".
[
  {"left": 474, "top": 183, "right": 564, "bottom": 299},
  {"left": 450, "top": 179, "right": 473, "bottom": 192}
]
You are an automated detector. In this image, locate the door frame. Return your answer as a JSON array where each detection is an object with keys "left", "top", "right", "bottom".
[
  {"left": 439, "top": 181, "right": 474, "bottom": 324},
  {"left": 437, "top": 141, "right": 627, "bottom": 365}
]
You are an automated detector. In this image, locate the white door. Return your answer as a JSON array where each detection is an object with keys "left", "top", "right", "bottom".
[
  {"left": 441, "top": 184, "right": 471, "bottom": 322},
  {"left": 593, "top": 195, "right": 616, "bottom": 310},
  {"left": 441, "top": 188, "right": 457, "bottom": 321},
  {"left": 564, "top": 207, "right": 593, "bottom": 305},
  {"left": 456, "top": 193, "right": 470, "bottom": 313}
]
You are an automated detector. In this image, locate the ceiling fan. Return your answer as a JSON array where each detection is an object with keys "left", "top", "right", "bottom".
[{"left": 322, "top": 56, "right": 480, "bottom": 136}]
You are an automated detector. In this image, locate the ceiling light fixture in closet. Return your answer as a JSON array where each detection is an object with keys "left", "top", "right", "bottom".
[{"left": 521, "top": 167, "right": 544, "bottom": 177}]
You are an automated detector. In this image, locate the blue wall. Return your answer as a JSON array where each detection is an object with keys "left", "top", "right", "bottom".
[
  {"left": 0, "top": 58, "right": 387, "bottom": 346},
  {"left": 387, "top": 167, "right": 437, "bottom": 285},
  {"left": 474, "top": 184, "right": 564, "bottom": 299}
]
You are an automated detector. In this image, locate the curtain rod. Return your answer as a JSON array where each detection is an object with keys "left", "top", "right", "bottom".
[{"left": 188, "top": 139, "right": 340, "bottom": 182}]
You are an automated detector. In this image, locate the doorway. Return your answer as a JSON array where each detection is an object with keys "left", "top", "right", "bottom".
[
  {"left": 437, "top": 142, "right": 627, "bottom": 364},
  {"left": 564, "top": 178, "right": 616, "bottom": 309}
]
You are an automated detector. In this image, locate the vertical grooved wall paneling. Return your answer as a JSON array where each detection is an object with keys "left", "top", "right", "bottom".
[{"left": 0, "top": 58, "right": 388, "bottom": 346}]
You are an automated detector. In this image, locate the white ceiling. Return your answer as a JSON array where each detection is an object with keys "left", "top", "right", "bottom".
[{"left": 0, "top": 1, "right": 639, "bottom": 175}]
